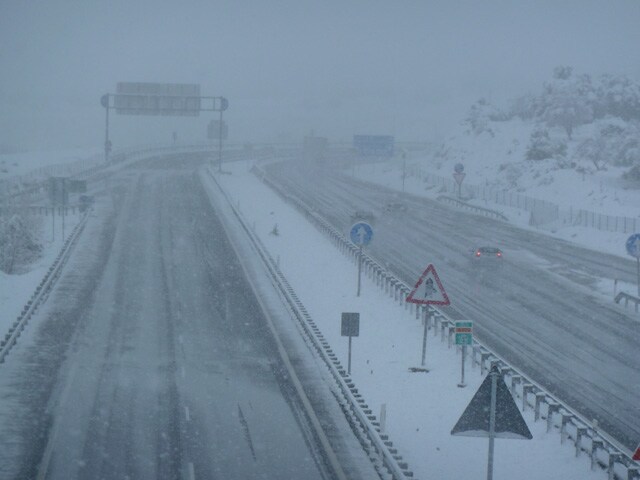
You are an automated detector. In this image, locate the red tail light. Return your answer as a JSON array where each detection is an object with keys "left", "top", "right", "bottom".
[
  {"left": 475, "top": 251, "right": 481, "bottom": 257},
  {"left": 496, "top": 252, "right": 502, "bottom": 257}
]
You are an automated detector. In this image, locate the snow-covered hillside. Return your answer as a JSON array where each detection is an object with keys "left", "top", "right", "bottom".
[{"left": 425, "top": 67, "right": 640, "bottom": 217}]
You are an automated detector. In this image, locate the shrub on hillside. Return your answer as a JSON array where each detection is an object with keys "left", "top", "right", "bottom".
[
  {"left": 526, "top": 128, "right": 567, "bottom": 161},
  {"left": 575, "top": 120, "right": 640, "bottom": 170},
  {"left": 0, "top": 212, "right": 43, "bottom": 274}
]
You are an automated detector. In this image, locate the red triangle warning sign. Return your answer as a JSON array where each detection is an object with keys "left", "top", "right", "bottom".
[
  {"left": 633, "top": 444, "right": 640, "bottom": 461},
  {"left": 406, "top": 264, "right": 450, "bottom": 306}
]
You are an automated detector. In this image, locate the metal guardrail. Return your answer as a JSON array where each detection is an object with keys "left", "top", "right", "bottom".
[
  {"left": 208, "top": 168, "right": 416, "bottom": 480},
  {"left": 253, "top": 164, "right": 640, "bottom": 480},
  {"left": 0, "top": 210, "right": 91, "bottom": 363},
  {"left": 436, "top": 195, "right": 509, "bottom": 221},
  {"left": 614, "top": 291, "right": 640, "bottom": 314}
]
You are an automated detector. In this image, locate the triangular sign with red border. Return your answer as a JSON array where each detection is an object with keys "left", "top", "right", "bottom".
[
  {"left": 633, "top": 444, "right": 640, "bottom": 461},
  {"left": 406, "top": 264, "right": 450, "bottom": 306}
]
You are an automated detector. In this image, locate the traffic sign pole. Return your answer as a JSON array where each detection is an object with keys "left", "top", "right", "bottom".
[
  {"left": 348, "top": 335, "right": 353, "bottom": 374},
  {"left": 357, "top": 244, "right": 363, "bottom": 297},
  {"left": 458, "top": 345, "right": 467, "bottom": 388},
  {"left": 421, "top": 307, "right": 429, "bottom": 366},
  {"left": 350, "top": 222, "right": 373, "bottom": 297},
  {"left": 487, "top": 368, "right": 498, "bottom": 480},
  {"left": 218, "top": 105, "right": 223, "bottom": 173},
  {"left": 341, "top": 313, "right": 360, "bottom": 375}
]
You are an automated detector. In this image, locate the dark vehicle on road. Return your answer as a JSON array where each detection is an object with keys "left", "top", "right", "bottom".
[{"left": 471, "top": 247, "right": 503, "bottom": 268}]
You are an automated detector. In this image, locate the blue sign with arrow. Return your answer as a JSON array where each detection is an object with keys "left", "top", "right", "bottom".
[
  {"left": 626, "top": 233, "right": 640, "bottom": 258},
  {"left": 350, "top": 222, "right": 373, "bottom": 246}
]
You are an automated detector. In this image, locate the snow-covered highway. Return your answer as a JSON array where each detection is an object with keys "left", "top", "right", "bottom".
[
  {"left": 264, "top": 160, "right": 640, "bottom": 452},
  {"left": 0, "top": 155, "right": 378, "bottom": 480}
]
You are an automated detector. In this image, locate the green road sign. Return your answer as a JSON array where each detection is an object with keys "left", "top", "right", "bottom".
[{"left": 455, "top": 321, "right": 473, "bottom": 345}]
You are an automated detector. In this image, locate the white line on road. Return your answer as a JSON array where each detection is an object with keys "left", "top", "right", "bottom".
[
  {"left": 181, "top": 366, "right": 186, "bottom": 378},
  {"left": 184, "top": 406, "right": 191, "bottom": 422},
  {"left": 178, "top": 334, "right": 184, "bottom": 344},
  {"left": 188, "top": 462, "right": 196, "bottom": 480}
]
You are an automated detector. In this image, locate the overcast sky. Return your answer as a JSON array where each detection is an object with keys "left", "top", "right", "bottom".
[{"left": 1, "top": 0, "right": 639, "bottom": 150}]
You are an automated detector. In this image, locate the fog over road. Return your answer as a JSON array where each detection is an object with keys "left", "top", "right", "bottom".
[
  {"left": 266, "top": 160, "right": 640, "bottom": 451},
  {"left": 0, "top": 155, "right": 377, "bottom": 480}
]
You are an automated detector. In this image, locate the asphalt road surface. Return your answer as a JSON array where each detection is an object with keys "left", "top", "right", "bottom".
[
  {"left": 265, "top": 160, "right": 640, "bottom": 451},
  {"left": 0, "top": 155, "right": 377, "bottom": 480}
]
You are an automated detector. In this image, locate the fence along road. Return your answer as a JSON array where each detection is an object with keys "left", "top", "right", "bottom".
[{"left": 263, "top": 160, "right": 640, "bottom": 452}]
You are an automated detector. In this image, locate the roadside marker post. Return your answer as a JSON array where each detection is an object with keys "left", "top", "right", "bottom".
[
  {"left": 341, "top": 313, "right": 360, "bottom": 375},
  {"left": 406, "top": 264, "right": 450, "bottom": 367}
]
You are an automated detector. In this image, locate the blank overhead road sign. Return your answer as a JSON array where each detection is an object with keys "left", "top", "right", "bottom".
[
  {"left": 350, "top": 222, "right": 373, "bottom": 246},
  {"left": 114, "top": 82, "right": 202, "bottom": 116},
  {"left": 406, "top": 264, "right": 450, "bottom": 306}
]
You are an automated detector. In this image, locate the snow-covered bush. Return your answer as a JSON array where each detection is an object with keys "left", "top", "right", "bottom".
[
  {"left": 0, "top": 211, "right": 43, "bottom": 274},
  {"left": 464, "top": 99, "right": 506, "bottom": 136},
  {"left": 622, "top": 165, "right": 640, "bottom": 184},
  {"left": 574, "top": 120, "right": 640, "bottom": 170},
  {"left": 526, "top": 128, "right": 567, "bottom": 161},
  {"left": 594, "top": 74, "right": 640, "bottom": 121}
]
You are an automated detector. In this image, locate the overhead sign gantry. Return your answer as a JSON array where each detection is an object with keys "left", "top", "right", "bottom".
[{"left": 100, "top": 82, "right": 229, "bottom": 169}]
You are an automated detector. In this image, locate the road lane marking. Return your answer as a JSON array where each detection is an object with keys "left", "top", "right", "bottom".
[
  {"left": 178, "top": 334, "right": 183, "bottom": 344},
  {"left": 188, "top": 462, "right": 196, "bottom": 480},
  {"left": 37, "top": 361, "right": 81, "bottom": 480},
  {"left": 181, "top": 366, "right": 186, "bottom": 378},
  {"left": 184, "top": 406, "right": 191, "bottom": 422}
]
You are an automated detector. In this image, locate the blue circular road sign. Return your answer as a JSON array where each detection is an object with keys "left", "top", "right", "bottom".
[
  {"left": 454, "top": 163, "right": 465, "bottom": 174},
  {"left": 350, "top": 222, "right": 373, "bottom": 246},
  {"left": 626, "top": 233, "right": 640, "bottom": 258}
]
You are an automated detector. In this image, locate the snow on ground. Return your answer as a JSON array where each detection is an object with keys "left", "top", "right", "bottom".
[
  {"left": 206, "top": 159, "right": 605, "bottom": 480},
  {"left": 352, "top": 159, "right": 639, "bottom": 264},
  {"left": 0, "top": 147, "right": 102, "bottom": 180},
  {"left": 426, "top": 118, "right": 640, "bottom": 217},
  {"left": 0, "top": 211, "right": 82, "bottom": 334}
]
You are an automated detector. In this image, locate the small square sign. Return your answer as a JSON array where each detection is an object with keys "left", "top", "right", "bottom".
[
  {"left": 341, "top": 312, "right": 360, "bottom": 337},
  {"left": 455, "top": 321, "right": 473, "bottom": 346}
]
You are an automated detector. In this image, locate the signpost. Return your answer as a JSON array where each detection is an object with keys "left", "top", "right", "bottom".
[
  {"left": 451, "top": 365, "right": 532, "bottom": 480},
  {"left": 350, "top": 221, "right": 373, "bottom": 297},
  {"left": 625, "top": 233, "right": 640, "bottom": 296},
  {"left": 341, "top": 312, "right": 360, "bottom": 375},
  {"left": 406, "top": 264, "right": 450, "bottom": 367},
  {"left": 455, "top": 321, "right": 473, "bottom": 387},
  {"left": 453, "top": 163, "right": 465, "bottom": 199}
]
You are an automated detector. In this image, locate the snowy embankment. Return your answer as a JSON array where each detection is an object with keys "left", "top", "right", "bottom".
[
  {"left": 205, "top": 159, "right": 604, "bottom": 480},
  {"left": 0, "top": 212, "right": 83, "bottom": 334}
]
